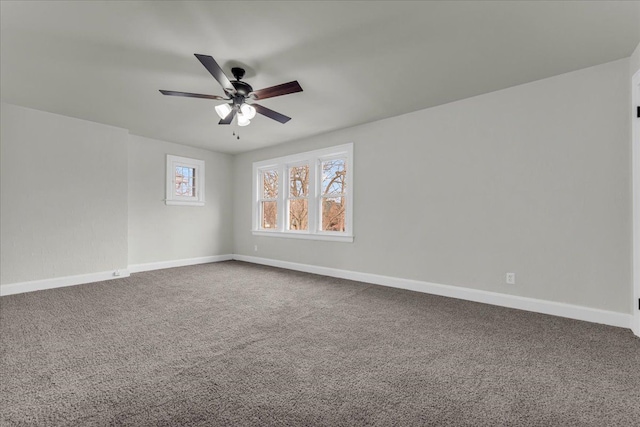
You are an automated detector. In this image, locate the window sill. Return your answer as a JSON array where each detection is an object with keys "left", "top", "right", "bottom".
[
  {"left": 252, "top": 230, "right": 354, "bottom": 242},
  {"left": 165, "top": 200, "right": 205, "bottom": 207}
]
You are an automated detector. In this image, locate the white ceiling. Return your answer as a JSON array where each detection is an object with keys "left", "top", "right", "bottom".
[{"left": 1, "top": 1, "right": 639, "bottom": 154}]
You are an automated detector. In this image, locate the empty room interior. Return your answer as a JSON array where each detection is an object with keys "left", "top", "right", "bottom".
[{"left": 1, "top": 1, "right": 640, "bottom": 425}]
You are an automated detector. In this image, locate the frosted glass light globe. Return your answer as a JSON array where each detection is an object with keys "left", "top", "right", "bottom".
[
  {"left": 215, "top": 103, "right": 232, "bottom": 119},
  {"left": 240, "top": 104, "right": 256, "bottom": 119},
  {"left": 238, "top": 114, "right": 251, "bottom": 127}
]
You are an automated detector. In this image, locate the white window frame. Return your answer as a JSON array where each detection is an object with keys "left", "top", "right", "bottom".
[
  {"left": 165, "top": 154, "right": 205, "bottom": 206},
  {"left": 252, "top": 143, "right": 354, "bottom": 242}
]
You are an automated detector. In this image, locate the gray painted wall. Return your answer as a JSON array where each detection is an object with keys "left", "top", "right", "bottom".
[
  {"left": 127, "top": 135, "right": 233, "bottom": 265},
  {"left": 233, "top": 58, "right": 632, "bottom": 314},
  {"left": 1, "top": 103, "right": 129, "bottom": 284},
  {"left": 0, "top": 104, "right": 235, "bottom": 287},
  {"left": 630, "top": 42, "right": 640, "bottom": 77}
]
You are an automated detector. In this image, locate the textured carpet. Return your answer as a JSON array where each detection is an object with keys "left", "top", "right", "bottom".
[{"left": 1, "top": 261, "right": 639, "bottom": 426}]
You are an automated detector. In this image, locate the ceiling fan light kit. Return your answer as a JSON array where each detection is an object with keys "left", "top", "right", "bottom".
[
  {"left": 215, "top": 103, "right": 232, "bottom": 120},
  {"left": 160, "top": 54, "right": 303, "bottom": 135},
  {"left": 237, "top": 114, "right": 251, "bottom": 127},
  {"left": 240, "top": 104, "right": 256, "bottom": 119}
]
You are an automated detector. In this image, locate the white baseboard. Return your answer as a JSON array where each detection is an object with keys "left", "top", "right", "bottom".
[
  {"left": 1, "top": 254, "right": 234, "bottom": 297},
  {"left": 128, "top": 254, "right": 233, "bottom": 273},
  {"left": 0, "top": 269, "right": 130, "bottom": 297},
  {"left": 2, "top": 254, "right": 631, "bottom": 331},
  {"left": 232, "top": 254, "right": 633, "bottom": 330}
]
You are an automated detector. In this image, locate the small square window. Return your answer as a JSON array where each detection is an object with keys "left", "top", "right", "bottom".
[{"left": 166, "top": 155, "right": 205, "bottom": 206}]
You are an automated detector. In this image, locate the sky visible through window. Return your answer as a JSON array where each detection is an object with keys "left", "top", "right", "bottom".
[
  {"left": 289, "top": 165, "right": 309, "bottom": 230},
  {"left": 175, "top": 166, "right": 196, "bottom": 197},
  {"left": 262, "top": 170, "right": 279, "bottom": 229},
  {"left": 321, "top": 159, "right": 346, "bottom": 231},
  {"left": 322, "top": 159, "right": 346, "bottom": 195}
]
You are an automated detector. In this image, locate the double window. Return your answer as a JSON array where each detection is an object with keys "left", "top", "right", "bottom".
[{"left": 253, "top": 143, "right": 353, "bottom": 242}]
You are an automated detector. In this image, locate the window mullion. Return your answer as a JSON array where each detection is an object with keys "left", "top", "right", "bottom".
[
  {"left": 308, "top": 158, "right": 318, "bottom": 234},
  {"left": 279, "top": 165, "right": 287, "bottom": 232}
]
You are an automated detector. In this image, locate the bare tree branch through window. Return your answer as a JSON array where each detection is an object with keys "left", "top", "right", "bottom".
[
  {"left": 261, "top": 170, "right": 278, "bottom": 228},
  {"left": 321, "top": 159, "right": 346, "bottom": 231},
  {"left": 288, "top": 165, "right": 309, "bottom": 230}
]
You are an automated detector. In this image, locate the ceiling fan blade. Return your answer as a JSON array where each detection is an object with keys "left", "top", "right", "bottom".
[
  {"left": 194, "top": 54, "right": 236, "bottom": 94},
  {"left": 253, "top": 103, "right": 291, "bottom": 124},
  {"left": 250, "top": 81, "right": 302, "bottom": 100},
  {"left": 218, "top": 108, "right": 237, "bottom": 125},
  {"left": 159, "top": 90, "right": 228, "bottom": 100}
]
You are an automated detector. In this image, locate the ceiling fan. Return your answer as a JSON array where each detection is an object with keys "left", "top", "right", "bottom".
[{"left": 160, "top": 54, "right": 302, "bottom": 127}]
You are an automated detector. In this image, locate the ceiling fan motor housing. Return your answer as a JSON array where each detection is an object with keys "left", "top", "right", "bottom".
[
  {"left": 229, "top": 80, "right": 253, "bottom": 98},
  {"left": 228, "top": 67, "right": 253, "bottom": 99}
]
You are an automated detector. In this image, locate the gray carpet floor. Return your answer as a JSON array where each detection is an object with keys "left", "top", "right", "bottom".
[{"left": 1, "top": 261, "right": 639, "bottom": 426}]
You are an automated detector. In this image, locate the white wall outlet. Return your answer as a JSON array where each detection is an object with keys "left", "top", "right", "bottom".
[
  {"left": 506, "top": 272, "right": 515, "bottom": 285},
  {"left": 113, "top": 270, "right": 121, "bottom": 277},
  {"left": 254, "top": 245, "right": 258, "bottom": 252}
]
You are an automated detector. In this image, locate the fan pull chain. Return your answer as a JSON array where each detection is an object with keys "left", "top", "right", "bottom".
[{"left": 233, "top": 121, "right": 240, "bottom": 140}]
